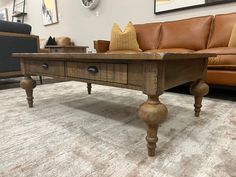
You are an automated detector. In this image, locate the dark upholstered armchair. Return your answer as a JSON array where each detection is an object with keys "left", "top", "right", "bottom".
[{"left": 0, "top": 20, "right": 39, "bottom": 78}]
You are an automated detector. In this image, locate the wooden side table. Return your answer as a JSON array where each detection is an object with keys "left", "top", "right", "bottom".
[{"left": 46, "top": 45, "right": 88, "bottom": 53}]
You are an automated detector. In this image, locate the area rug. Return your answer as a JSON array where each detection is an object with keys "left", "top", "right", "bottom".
[{"left": 0, "top": 81, "right": 235, "bottom": 177}]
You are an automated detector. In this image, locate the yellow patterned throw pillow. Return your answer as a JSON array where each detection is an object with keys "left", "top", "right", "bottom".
[
  {"left": 109, "top": 22, "right": 141, "bottom": 51},
  {"left": 228, "top": 24, "right": 236, "bottom": 47}
]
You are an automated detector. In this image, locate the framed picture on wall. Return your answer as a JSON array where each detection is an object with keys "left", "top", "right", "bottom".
[
  {"left": 41, "top": 0, "right": 58, "bottom": 26},
  {"left": 0, "top": 8, "right": 8, "bottom": 21},
  {"left": 154, "top": 0, "right": 236, "bottom": 14}
]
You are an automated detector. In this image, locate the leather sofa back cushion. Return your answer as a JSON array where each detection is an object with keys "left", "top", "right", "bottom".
[
  {"left": 228, "top": 24, "right": 236, "bottom": 47},
  {"left": 159, "top": 16, "right": 213, "bottom": 50},
  {"left": 208, "top": 12, "right": 236, "bottom": 48},
  {"left": 134, "top": 23, "right": 161, "bottom": 51}
]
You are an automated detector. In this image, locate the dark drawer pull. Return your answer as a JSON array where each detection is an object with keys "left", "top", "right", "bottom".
[
  {"left": 87, "top": 66, "right": 98, "bottom": 74},
  {"left": 42, "top": 63, "right": 49, "bottom": 69}
]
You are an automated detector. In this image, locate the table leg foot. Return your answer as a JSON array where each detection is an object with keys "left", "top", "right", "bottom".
[
  {"left": 190, "top": 80, "right": 209, "bottom": 117},
  {"left": 20, "top": 76, "right": 36, "bottom": 108},
  {"left": 87, "top": 83, "right": 92, "bottom": 95},
  {"left": 138, "top": 96, "right": 168, "bottom": 157}
]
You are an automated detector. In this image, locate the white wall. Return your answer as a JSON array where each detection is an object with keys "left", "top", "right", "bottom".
[{"left": 1, "top": 0, "right": 236, "bottom": 50}]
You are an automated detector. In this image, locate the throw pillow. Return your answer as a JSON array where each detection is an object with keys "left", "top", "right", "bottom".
[
  {"left": 109, "top": 22, "right": 141, "bottom": 51},
  {"left": 228, "top": 24, "right": 236, "bottom": 47}
]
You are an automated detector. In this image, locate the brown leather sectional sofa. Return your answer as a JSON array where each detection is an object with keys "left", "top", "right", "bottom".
[{"left": 94, "top": 12, "right": 236, "bottom": 87}]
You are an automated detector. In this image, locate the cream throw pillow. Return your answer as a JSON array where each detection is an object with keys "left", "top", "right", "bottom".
[
  {"left": 228, "top": 24, "right": 236, "bottom": 47},
  {"left": 109, "top": 22, "right": 141, "bottom": 51}
]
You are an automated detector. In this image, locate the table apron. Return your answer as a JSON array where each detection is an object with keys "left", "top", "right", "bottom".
[{"left": 21, "top": 58, "right": 208, "bottom": 94}]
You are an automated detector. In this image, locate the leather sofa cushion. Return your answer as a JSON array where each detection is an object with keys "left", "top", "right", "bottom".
[
  {"left": 228, "top": 24, "right": 236, "bottom": 47},
  {"left": 206, "top": 70, "right": 236, "bottom": 86},
  {"left": 145, "top": 48, "right": 194, "bottom": 53},
  {"left": 0, "top": 20, "right": 31, "bottom": 34},
  {"left": 106, "top": 50, "right": 142, "bottom": 54},
  {"left": 134, "top": 23, "right": 161, "bottom": 51},
  {"left": 196, "top": 47, "right": 236, "bottom": 68},
  {"left": 159, "top": 16, "right": 213, "bottom": 50},
  {"left": 208, "top": 12, "right": 236, "bottom": 48}
]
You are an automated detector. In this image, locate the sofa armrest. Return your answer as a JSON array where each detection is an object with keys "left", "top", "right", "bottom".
[{"left": 94, "top": 40, "right": 110, "bottom": 53}]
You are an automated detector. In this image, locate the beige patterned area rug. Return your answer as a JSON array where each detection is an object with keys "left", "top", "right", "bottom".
[{"left": 0, "top": 81, "right": 235, "bottom": 177}]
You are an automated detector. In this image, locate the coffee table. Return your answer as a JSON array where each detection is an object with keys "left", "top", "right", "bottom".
[{"left": 13, "top": 52, "right": 215, "bottom": 156}]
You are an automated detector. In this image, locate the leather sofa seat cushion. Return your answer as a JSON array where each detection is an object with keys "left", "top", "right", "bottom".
[
  {"left": 159, "top": 16, "right": 213, "bottom": 50},
  {"left": 206, "top": 70, "right": 236, "bottom": 86},
  {"left": 208, "top": 12, "right": 236, "bottom": 48},
  {"left": 145, "top": 48, "right": 194, "bottom": 53},
  {"left": 134, "top": 23, "right": 161, "bottom": 51},
  {"left": 196, "top": 47, "right": 236, "bottom": 68},
  {"left": 106, "top": 50, "right": 142, "bottom": 54}
]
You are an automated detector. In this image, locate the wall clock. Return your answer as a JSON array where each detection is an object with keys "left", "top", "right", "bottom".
[{"left": 81, "top": 0, "right": 99, "bottom": 9}]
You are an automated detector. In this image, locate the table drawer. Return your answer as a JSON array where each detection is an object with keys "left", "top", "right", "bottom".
[
  {"left": 49, "top": 47, "right": 87, "bottom": 53},
  {"left": 26, "top": 60, "right": 65, "bottom": 76},
  {"left": 67, "top": 62, "right": 127, "bottom": 84}
]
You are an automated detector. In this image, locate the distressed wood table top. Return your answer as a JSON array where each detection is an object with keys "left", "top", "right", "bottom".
[{"left": 13, "top": 52, "right": 215, "bottom": 61}]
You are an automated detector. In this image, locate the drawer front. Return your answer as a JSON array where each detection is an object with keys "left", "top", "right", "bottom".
[
  {"left": 49, "top": 48, "right": 61, "bottom": 53},
  {"left": 49, "top": 47, "right": 86, "bottom": 53},
  {"left": 67, "top": 62, "right": 127, "bottom": 84},
  {"left": 27, "top": 60, "right": 65, "bottom": 76}
]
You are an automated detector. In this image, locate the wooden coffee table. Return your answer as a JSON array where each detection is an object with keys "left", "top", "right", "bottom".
[{"left": 13, "top": 52, "right": 215, "bottom": 157}]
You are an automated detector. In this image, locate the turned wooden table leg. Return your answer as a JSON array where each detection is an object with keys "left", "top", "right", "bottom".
[
  {"left": 190, "top": 80, "right": 209, "bottom": 117},
  {"left": 87, "top": 83, "right": 92, "bottom": 95},
  {"left": 138, "top": 96, "right": 168, "bottom": 157},
  {"left": 20, "top": 76, "right": 36, "bottom": 108}
]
